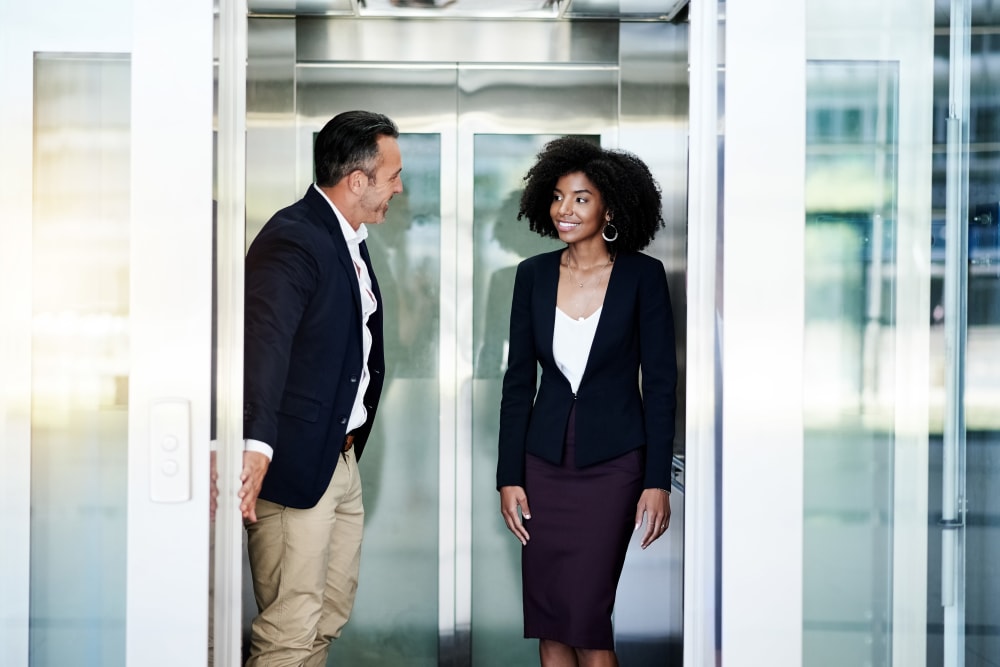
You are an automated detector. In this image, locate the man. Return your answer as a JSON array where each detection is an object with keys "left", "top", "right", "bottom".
[{"left": 238, "top": 110, "right": 403, "bottom": 666}]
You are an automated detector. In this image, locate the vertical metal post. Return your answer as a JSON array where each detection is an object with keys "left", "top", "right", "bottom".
[
  {"left": 683, "top": 0, "right": 719, "bottom": 665},
  {"left": 215, "top": 0, "right": 248, "bottom": 665},
  {"left": 942, "top": 1, "right": 970, "bottom": 666}
]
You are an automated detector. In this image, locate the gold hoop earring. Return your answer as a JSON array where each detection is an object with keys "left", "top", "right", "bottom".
[{"left": 602, "top": 223, "right": 619, "bottom": 243}]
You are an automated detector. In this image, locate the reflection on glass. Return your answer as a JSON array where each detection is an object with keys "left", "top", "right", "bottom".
[
  {"left": 803, "top": 61, "right": 898, "bottom": 666},
  {"left": 30, "top": 54, "right": 131, "bottom": 666},
  {"left": 327, "top": 133, "right": 441, "bottom": 666},
  {"left": 470, "top": 134, "right": 571, "bottom": 667}
]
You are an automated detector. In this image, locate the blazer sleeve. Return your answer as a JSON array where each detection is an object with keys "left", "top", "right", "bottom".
[
  {"left": 243, "top": 222, "right": 320, "bottom": 449},
  {"left": 638, "top": 258, "right": 678, "bottom": 489},
  {"left": 497, "top": 260, "right": 538, "bottom": 488}
]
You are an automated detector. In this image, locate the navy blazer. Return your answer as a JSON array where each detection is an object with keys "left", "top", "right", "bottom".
[
  {"left": 244, "top": 186, "right": 385, "bottom": 509},
  {"left": 496, "top": 249, "right": 677, "bottom": 490}
]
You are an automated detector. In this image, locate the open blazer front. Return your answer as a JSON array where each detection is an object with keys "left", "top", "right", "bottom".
[
  {"left": 244, "top": 186, "right": 386, "bottom": 509},
  {"left": 497, "top": 248, "right": 677, "bottom": 491}
]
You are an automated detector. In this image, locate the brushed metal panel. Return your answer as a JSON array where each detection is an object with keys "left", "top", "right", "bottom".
[
  {"left": 249, "top": 0, "right": 563, "bottom": 18},
  {"left": 295, "top": 64, "right": 458, "bottom": 124},
  {"left": 247, "top": 0, "right": 690, "bottom": 19},
  {"left": 248, "top": 18, "right": 296, "bottom": 108},
  {"left": 249, "top": 0, "right": 354, "bottom": 15},
  {"left": 360, "top": 0, "right": 561, "bottom": 19},
  {"left": 619, "top": 21, "right": 687, "bottom": 274},
  {"left": 247, "top": 17, "right": 299, "bottom": 243},
  {"left": 296, "top": 17, "right": 618, "bottom": 64},
  {"left": 569, "top": 0, "right": 688, "bottom": 19},
  {"left": 458, "top": 65, "right": 618, "bottom": 133}
]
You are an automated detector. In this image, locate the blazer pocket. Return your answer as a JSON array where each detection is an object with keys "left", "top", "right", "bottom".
[{"left": 277, "top": 391, "right": 321, "bottom": 423}]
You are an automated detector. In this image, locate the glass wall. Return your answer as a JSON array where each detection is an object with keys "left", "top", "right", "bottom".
[
  {"left": 802, "top": 2, "right": 934, "bottom": 665},
  {"left": 802, "top": 59, "right": 899, "bottom": 666},
  {"left": 29, "top": 53, "right": 131, "bottom": 667},
  {"left": 799, "top": 1, "right": 1000, "bottom": 665}
]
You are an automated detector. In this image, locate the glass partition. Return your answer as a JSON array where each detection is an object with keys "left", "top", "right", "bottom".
[
  {"left": 802, "top": 2, "right": 1000, "bottom": 666},
  {"left": 802, "top": 61, "right": 898, "bottom": 666},
  {"left": 29, "top": 53, "right": 131, "bottom": 666}
]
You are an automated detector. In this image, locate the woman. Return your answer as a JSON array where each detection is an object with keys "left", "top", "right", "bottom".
[{"left": 497, "top": 136, "right": 677, "bottom": 667}]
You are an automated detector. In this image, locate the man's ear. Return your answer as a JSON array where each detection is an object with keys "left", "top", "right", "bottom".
[{"left": 348, "top": 170, "right": 367, "bottom": 194}]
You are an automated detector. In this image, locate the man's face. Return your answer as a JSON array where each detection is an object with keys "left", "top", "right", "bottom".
[{"left": 358, "top": 136, "right": 403, "bottom": 225}]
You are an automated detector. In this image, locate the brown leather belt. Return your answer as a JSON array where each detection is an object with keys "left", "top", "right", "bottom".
[{"left": 343, "top": 433, "right": 355, "bottom": 452}]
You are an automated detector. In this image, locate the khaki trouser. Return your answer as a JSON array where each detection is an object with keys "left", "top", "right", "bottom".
[{"left": 244, "top": 448, "right": 364, "bottom": 667}]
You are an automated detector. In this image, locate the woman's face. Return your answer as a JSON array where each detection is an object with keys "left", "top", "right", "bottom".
[{"left": 549, "top": 171, "right": 608, "bottom": 246}]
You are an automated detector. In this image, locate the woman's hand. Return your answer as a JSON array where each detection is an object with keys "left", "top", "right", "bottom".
[
  {"left": 635, "top": 488, "right": 671, "bottom": 549},
  {"left": 499, "top": 485, "right": 532, "bottom": 546}
]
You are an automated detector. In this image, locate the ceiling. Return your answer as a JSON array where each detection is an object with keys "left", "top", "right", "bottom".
[{"left": 246, "top": 0, "right": 690, "bottom": 20}]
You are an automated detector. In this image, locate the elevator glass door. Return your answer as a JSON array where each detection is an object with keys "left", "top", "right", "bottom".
[
  {"left": 246, "top": 51, "right": 621, "bottom": 667},
  {"left": 245, "top": 14, "right": 688, "bottom": 664}
]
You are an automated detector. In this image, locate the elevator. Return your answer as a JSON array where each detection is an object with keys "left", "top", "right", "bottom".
[{"left": 242, "top": 6, "right": 690, "bottom": 665}]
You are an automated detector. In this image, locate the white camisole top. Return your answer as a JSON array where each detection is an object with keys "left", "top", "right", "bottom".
[{"left": 552, "top": 306, "right": 602, "bottom": 394}]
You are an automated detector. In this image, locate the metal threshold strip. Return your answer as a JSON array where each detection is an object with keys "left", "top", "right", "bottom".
[{"left": 246, "top": 0, "right": 689, "bottom": 20}]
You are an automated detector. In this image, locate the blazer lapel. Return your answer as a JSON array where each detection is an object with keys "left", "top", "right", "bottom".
[
  {"left": 358, "top": 239, "right": 379, "bottom": 301},
  {"left": 537, "top": 250, "right": 562, "bottom": 365},
  {"left": 304, "top": 187, "right": 365, "bottom": 318},
  {"left": 579, "top": 256, "right": 626, "bottom": 385},
  {"left": 334, "top": 235, "right": 364, "bottom": 320}
]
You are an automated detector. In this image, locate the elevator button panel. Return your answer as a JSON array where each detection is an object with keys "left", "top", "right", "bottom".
[{"left": 149, "top": 398, "right": 191, "bottom": 503}]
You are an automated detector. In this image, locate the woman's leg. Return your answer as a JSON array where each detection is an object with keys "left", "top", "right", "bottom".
[
  {"left": 539, "top": 639, "right": 579, "bottom": 667},
  {"left": 575, "top": 647, "right": 619, "bottom": 667},
  {"left": 538, "top": 640, "right": 619, "bottom": 667}
]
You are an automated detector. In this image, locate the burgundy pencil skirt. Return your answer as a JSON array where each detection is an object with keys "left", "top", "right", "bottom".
[{"left": 521, "top": 404, "right": 644, "bottom": 650}]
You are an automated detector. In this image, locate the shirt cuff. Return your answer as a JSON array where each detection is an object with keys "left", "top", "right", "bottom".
[{"left": 245, "top": 439, "right": 274, "bottom": 461}]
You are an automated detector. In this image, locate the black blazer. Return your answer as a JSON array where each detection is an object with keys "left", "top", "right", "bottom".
[
  {"left": 496, "top": 249, "right": 677, "bottom": 490},
  {"left": 244, "top": 186, "right": 385, "bottom": 509}
]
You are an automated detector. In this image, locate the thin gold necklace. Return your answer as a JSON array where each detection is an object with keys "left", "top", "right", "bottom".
[
  {"left": 564, "top": 255, "right": 614, "bottom": 288},
  {"left": 563, "top": 254, "right": 614, "bottom": 320}
]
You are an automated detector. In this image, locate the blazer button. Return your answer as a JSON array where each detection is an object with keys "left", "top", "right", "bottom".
[
  {"left": 339, "top": 416, "right": 348, "bottom": 425},
  {"left": 350, "top": 375, "right": 358, "bottom": 383},
  {"left": 244, "top": 404, "right": 253, "bottom": 420}
]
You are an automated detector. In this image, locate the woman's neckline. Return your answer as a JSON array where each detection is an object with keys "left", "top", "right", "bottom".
[{"left": 556, "top": 305, "right": 604, "bottom": 323}]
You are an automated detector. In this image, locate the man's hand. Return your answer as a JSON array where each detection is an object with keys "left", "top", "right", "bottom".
[
  {"left": 210, "top": 451, "right": 219, "bottom": 522},
  {"left": 238, "top": 451, "right": 270, "bottom": 523}
]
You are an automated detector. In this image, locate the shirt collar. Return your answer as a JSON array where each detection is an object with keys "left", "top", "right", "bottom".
[{"left": 313, "top": 183, "right": 368, "bottom": 245}]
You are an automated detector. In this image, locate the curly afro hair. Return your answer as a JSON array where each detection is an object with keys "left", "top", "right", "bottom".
[{"left": 517, "top": 136, "right": 664, "bottom": 252}]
